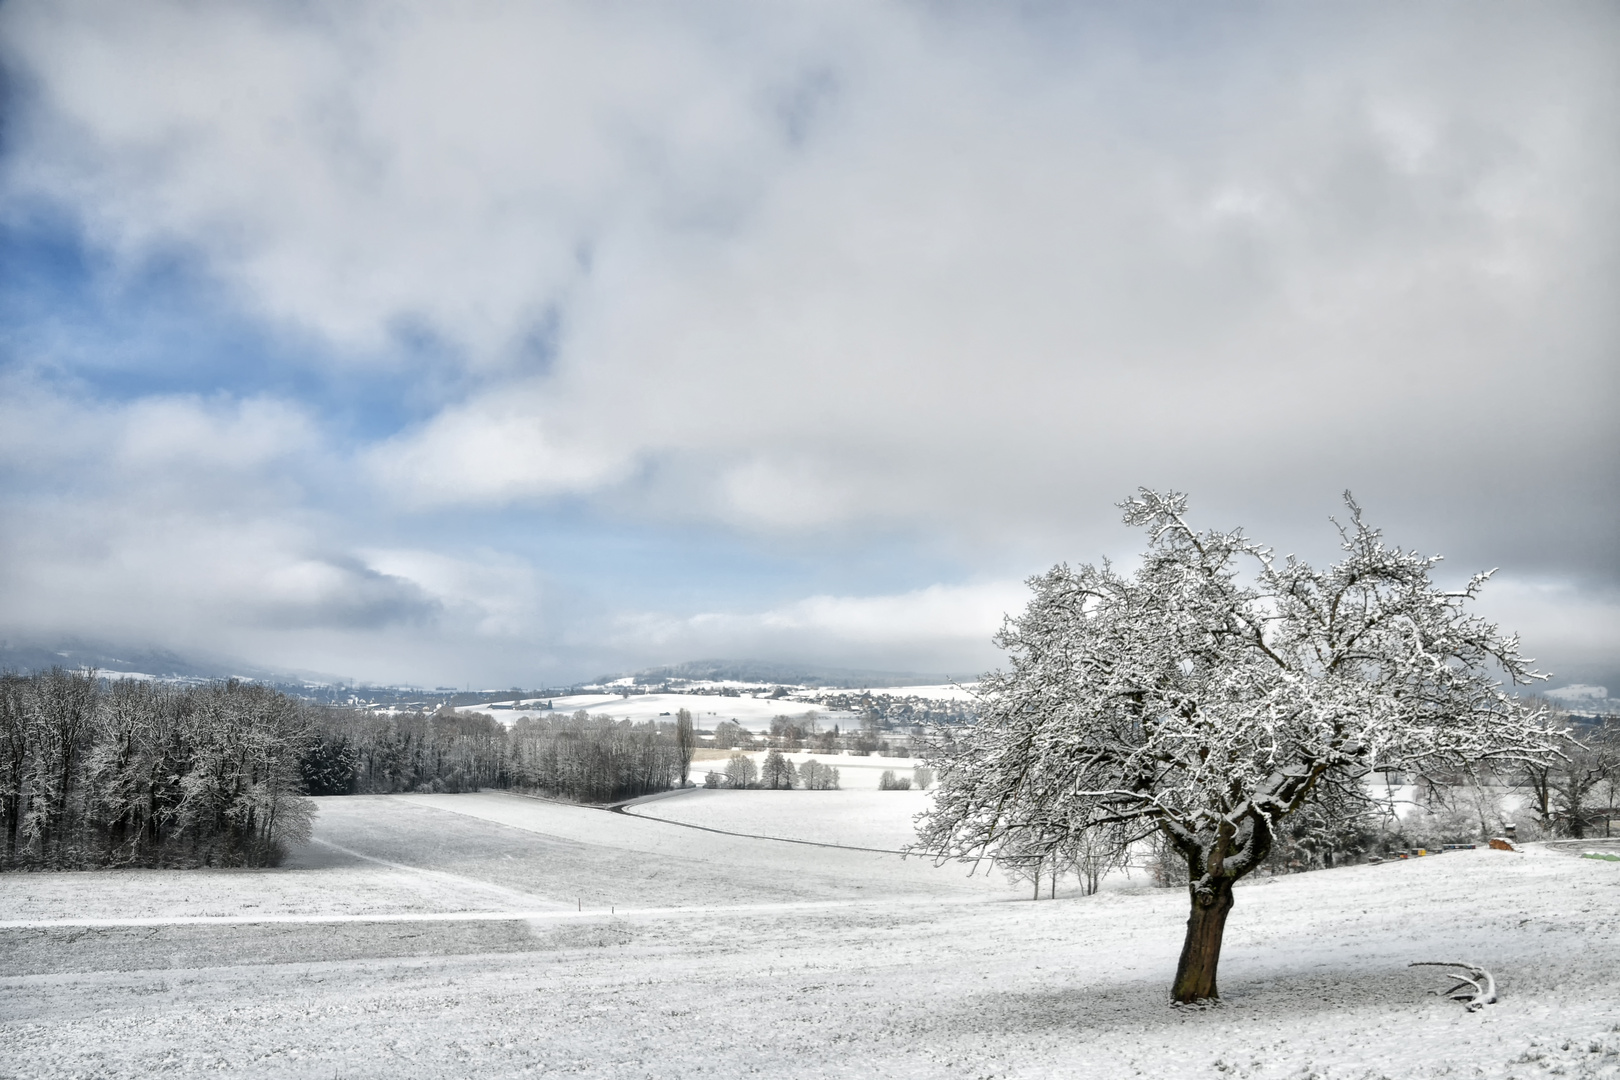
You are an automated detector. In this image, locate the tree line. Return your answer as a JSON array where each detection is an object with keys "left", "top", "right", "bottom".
[
  {"left": 0, "top": 669, "right": 314, "bottom": 869},
  {"left": 301, "top": 706, "right": 696, "bottom": 805},
  {"left": 1, "top": 672, "right": 700, "bottom": 871}
]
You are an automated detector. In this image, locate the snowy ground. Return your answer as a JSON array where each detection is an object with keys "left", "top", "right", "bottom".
[
  {"left": 626, "top": 787, "right": 933, "bottom": 850},
  {"left": 2, "top": 793, "right": 1617, "bottom": 1079},
  {"left": 460, "top": 691, "right": 854, "bottom": 730}
]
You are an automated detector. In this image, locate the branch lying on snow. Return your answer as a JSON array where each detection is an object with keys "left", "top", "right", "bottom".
[{"left": 1410, "top": 961, "right": 1497, "bottom": 1011}]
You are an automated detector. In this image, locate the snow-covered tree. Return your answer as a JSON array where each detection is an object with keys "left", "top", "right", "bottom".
[
  {"left": 917, "top": 490, "right": 1560, "bottom": 1003},
  {"left": 800, "top": 758, "right": 841, "bottom": 790},
  {"left": 725, "top": 752, "right": 758, "bottom": 789},
  {"left": 761, "top": 749, "right": 798, "bottom": 789},
  {"left": 675, "top": 709, "right": 696, "bottom": 787}
]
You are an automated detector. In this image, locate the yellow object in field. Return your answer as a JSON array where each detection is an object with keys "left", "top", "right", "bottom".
[{"left": 1417, "top": 848, "right": 1427, "bottom": 856}]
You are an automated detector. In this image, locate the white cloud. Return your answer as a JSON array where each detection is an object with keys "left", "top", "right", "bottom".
[
  {"left": 0, "top": 378, "right": 434, "bottom": 654},
  {"left": 1, "top": 2, "right": 1615, "bottom": 684},
  {"left": 364, "top": 547, "right": 541, "bottom": 638},
  {"left": 366, "top": 394, "right": 631, "bottom": 506},
  {"left": 1470, "top": 576, "right": 1620, "bottom": 682},
  {"left": 613, "top": 580, "right": 1029, "bottom": 675},
  {"left": 0, "top": 0, "right": 807, "bottom": 362}
]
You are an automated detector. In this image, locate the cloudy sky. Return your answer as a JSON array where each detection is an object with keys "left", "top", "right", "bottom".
[{"left": 1, "top": 1, "right": 1615, "bottom": 689}]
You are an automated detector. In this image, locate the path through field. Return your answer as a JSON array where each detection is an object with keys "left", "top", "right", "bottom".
[{"left": 2, "top": 791, "right": 1617, "bottom": 1079}]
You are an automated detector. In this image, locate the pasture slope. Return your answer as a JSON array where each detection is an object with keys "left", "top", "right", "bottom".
[{"left": 1, "top": 790, "right": 1617, "bottom": 1079}]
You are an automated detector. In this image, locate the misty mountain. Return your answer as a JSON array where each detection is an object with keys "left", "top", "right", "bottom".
[{"left": 0, "top": 639, "right": 317, "bottom": 684}]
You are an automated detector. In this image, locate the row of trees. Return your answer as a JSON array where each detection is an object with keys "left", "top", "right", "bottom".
[
  {"left": 304, "top": 707, "right": 697, "bottom": 804},
  {"left": 0, "top": 670, "right": 314, "bottom": 869},
  {"left": 1246, "top": 733, "right": 1620, "bottom": 876},
  {"left": 704, "top": 750, "right": 843, "bottom": 789},
  {"left": 710, "top": 715, "right": 911, "bottom": 756},
  {"left": 0, "top": 673, "right": 705, "bottom": 872}
]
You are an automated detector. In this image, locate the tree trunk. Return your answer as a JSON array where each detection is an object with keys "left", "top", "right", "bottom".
[
  {"left": 3, "top": 794, "right": 17, "bottom": 863},
  {"left": 1172, "top": 877, "right": 1236, "bottom": 1002}
]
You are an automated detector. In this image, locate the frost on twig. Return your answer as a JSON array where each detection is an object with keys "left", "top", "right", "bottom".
[{"left": 1410, "top": 961, "right": 1497, "bottom": 1011}]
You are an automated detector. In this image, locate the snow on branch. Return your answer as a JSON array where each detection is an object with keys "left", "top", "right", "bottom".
[{"left": 918, "top": 489, "right": 1562, "bottom": 887}]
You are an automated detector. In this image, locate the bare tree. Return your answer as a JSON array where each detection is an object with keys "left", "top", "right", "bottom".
[
  {"left": 27, "top": 668, "right": 98, "bottom": 861},
  {"left": 725, "top": 752, "right": 758, "bottom": 789},
  {"left": 1555, "top": 729, "right": 1620, "bottom": 839},
  {"left": 800, "top": 758, "right": 841, "bottom": 789},
  {"left": 675, "top": 709, "right": 696, "bottom": 788},
  {"left": 761, "top": 749, "right": 798, "bottom": 789},
  {"left": 0, "top": 675, "right": 27, "bottom": 863},
  {"left": 1511, "top": 720, "right": 1620, "bottom": 838}
]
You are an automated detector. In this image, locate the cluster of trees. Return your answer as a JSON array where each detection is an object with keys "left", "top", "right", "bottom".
[
  {"left": 301, "top": 707, "right": 508, "bottom": 795},
  {"left": 1001, "top": 825, "right": 1134, "bottom": 899},
  {"left": 879, "top": 767, "right": 932, "bottom": 790},
  {"left": 921, "top": 491, "right": 1563, "bottom": 1003},
  {"left": 0, "top": 670, "right": 314, "bottom": 869},
  {"left": 0, "top": 673, "right": 704, "bottom": 874},
  {"left": 1512, "top": 719, "right": 1619, "bottom": 839},
  {"left": 304, "top": 707, "right": 697, "bottom": 805},
  {"left": 704, "top": 750, "right": 842, "bottom": 789},
  {"left": 710, "top": 714, "right": 914, "bottom": 756},
  {"left": 1243, "top": 722, "right": 1620, "bottom": 875},
  {"left": 511, "top": 710, "right": 694, "bottom": 802}
]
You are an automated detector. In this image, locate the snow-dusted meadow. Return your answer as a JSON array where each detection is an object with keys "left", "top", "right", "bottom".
[
  {"left": 628, "top": 786, "right": 933, "bottom": 849},
  {"left": 458, "top": 690, "right": 857, "bottom": 730},
  {"left": 2, "top": 790, "right": 1617, "bottom": 1078},
  {"left": 452, "top": 682, "right": 976, "bottom": 731}
]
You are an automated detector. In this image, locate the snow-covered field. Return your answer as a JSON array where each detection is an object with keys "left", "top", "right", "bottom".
[
  {"left": 460, "top": 691, "right": 854, "bottom": 730},
  {"left": 3, "top": 791, "right": 1617, "bottom": 1079},
  {"left": 627, "top": 787, "right": 933, "bottom": 850},
  {"left": 457, "top": 681, "right": 977, "bottom": 730}
]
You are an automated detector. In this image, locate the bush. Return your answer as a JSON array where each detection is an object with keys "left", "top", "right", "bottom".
[{"left": 879, "top": 770, "right": 912, "bottom": 791}]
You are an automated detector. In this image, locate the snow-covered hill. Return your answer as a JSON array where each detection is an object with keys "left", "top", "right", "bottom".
[{"left": 2, "top": 791, "right": 1616, "bottom": 1078}]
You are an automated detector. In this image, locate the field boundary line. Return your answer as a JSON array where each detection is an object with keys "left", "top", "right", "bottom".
[
  {"left": 305, "top": 837, "right": 564, "bottom": 910},
  {"left": 615, "top": 803, "right": 928, "bottom": 856},
  {"left": 0, "top": 894, "right": 992, "bottom": 930}
]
